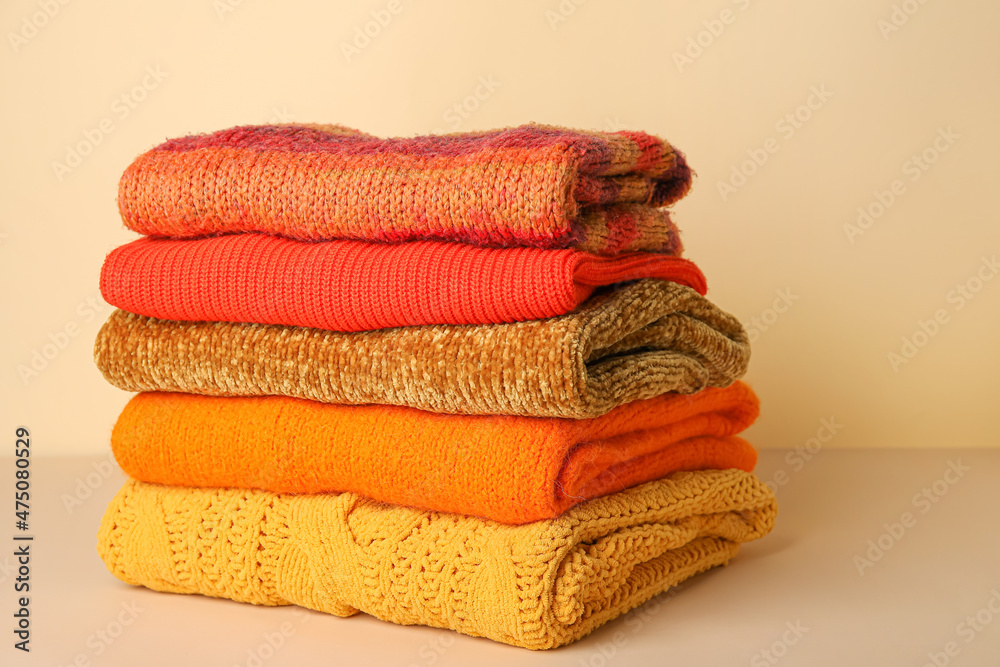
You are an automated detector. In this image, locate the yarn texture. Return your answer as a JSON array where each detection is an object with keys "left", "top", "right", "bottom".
[
  {"left": 117, "top": 123, "right": 691, "bottom": 254},
  {"left": 97, "top": 469, "right": 777, "bottom": 650},
  {"left": 99, "top": 234, "right": 707, "bottom": 331},
  {"left": 94, "top": 280, "right": 749, "bottom": 418},
  {"left": 110, "top": 382, "right": 759, "bottom": 524}
]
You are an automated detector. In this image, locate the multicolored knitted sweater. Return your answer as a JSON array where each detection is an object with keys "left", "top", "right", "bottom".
[{"left": 117, "top": 123, "right": 692, "bottom": 254}]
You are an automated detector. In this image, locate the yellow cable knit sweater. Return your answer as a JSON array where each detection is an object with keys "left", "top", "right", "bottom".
[{"left": 97, "top": 469, "right": 777, "bottom": 649}]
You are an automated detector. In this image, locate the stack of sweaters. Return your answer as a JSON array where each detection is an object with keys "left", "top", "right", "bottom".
[{"left": 94, "top": 123, "right": 777, "bottom": 650}]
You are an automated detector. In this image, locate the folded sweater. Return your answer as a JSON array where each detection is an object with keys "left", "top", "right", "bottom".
[
  {"left": 111, "top": 382, "right": 759, "bottom": 524},
  {"left": 94, "top": 280, "right": 749, "bottom": 418},
  {"left": 97, "top": 469, "right": 777, "bottom": 649},
  {"left": 99, "top": 234, "right": 707, "bottom": 331},
  {"left": 117, "top": 123, "right": 691, "bottom": 254}
]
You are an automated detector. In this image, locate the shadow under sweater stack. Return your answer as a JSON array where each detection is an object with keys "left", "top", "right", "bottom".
[{"left": 94, "top": 123, "right": 777, "bottom": 650}]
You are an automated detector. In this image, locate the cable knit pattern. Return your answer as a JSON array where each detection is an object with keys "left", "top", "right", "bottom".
[
  {"left": 117, "top": 123, "right": 691, "bottom": 254},
  {"left": 99, "top": 235, "right": 707, "bottom": 331},
  {"left": 93, "top": 280, "right": 749, "bottom": 418},
  {"left": 97, "top": 469, "right": 777, "bottom": 649},
  {"left": 109, "top": 383, "right": 759, "bottom": 524}
]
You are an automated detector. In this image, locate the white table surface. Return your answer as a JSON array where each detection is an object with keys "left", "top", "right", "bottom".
[{"left": 4, "top": 449, "right": 999, "bottom": 666}]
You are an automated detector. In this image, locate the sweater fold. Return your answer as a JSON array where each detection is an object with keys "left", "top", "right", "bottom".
[
  {"left": 110, "top": 382, "right": 760, "bottom": 524},
  {"left": 97, "top": 469, "right": 777, "bottom": 649},
  {"left": 117, "top": 123, "right": 691, "bottom": 254},
  {"left": 99, "top": 234, "right": 707, "bottom": 331},
  {"left": 94, "top": 280, "right": 748, "bottom": 418}
]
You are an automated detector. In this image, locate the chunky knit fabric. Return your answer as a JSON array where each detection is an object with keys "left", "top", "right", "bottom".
[
  {"left": 97, "top": 470, "right": 777, "bottom": 649},
  {"left": 110, "top": 383, "right": 759, "bottom": 524},
  {"left": 94, "top": 280, "right": 749, "bottom": 418},
  {"left": 99, "top": 234, "right": 707, "bottom": 331},
  {"left": 117, "top": 123, "right": 691, "bottom": 254}
]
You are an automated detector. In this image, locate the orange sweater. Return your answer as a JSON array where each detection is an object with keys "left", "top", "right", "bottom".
[
  {"left": 111, "top": 382, "right": 760, "bottom": 524},
  {"left": 98, "top": 234, "right": 707, "bottom": 331}
]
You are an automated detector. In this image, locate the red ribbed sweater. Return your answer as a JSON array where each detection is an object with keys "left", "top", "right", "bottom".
[{"left": 100, "top": 234, "right": 707, "bottom": 331}]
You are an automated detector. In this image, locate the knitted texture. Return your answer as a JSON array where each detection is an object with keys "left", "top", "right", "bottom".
[
  {"left": 94, "top": 280, "right": 749, "bottom": 418},
  {"left": 110, "top": 382, "right": 759, "bottom": 524},
  {"left": 99, "top": 234, "right": 707, "bottom": 331},
  {"left": 117, "top": 123, "right": 691, "bottom": 255},
  {"left": 97, "top": 470, "right": 777, "bottom": 649}
]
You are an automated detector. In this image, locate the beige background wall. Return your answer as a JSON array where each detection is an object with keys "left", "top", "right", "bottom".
[{"left": 2, "top": 0, "right": 997, "bottom": 454}]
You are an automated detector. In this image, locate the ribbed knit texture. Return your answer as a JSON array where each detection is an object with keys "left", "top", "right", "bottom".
[
  {"left": 110, "top": 382, "right": 759, "bottom": 524},
  {"left": 99, "top": 234, "right": 708, "bottom": 331},
  {"left": 117, "top": 123, "right": 691, "bottom": 254},
  {"left": 97, "top": 469, "right": 777, "bottom": 649},
  {"left": 94, "top": 280, "right": 749, "bottom": 418}
]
